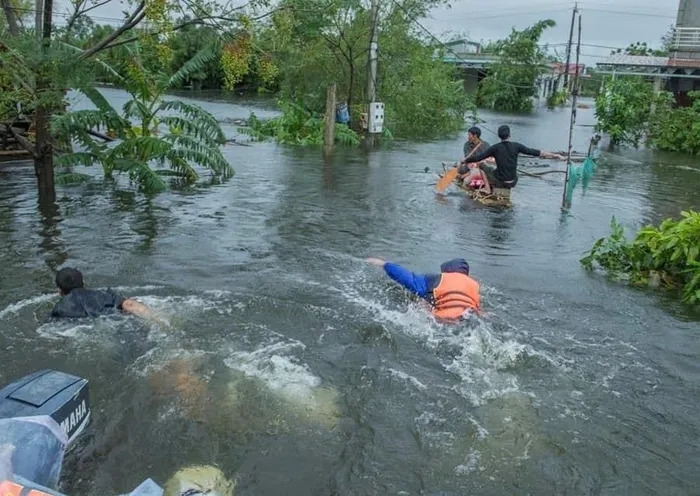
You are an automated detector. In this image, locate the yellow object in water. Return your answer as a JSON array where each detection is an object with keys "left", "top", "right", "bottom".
[{"left": 163, "top": 465, "right": 235, "bottom": 496}]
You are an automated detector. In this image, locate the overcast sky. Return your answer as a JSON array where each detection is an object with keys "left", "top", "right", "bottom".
[
  {"left": 55, "top": 0, "right": 679, "bottom": 67},
  {"left": 422, "top": 0, "right": 678, "bottom": 65}
]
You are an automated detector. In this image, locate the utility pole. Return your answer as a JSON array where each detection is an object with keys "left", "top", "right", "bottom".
[
  {"left": 365, "top": 0, "right": 383, "bottom": 147},
  {"left": 562, "top": 13, "right": 582, "bottom": 211},
  {"left": 35, "top": 0, "right": 43, "bottom": 39},
  {"left": 323, "top": 82, "right": 336, "bottom": 156},
  {"left": 564, "top": 2, "right": 578, "bottom": 91}
]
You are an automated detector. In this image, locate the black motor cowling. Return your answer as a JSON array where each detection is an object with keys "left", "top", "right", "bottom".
[{"left": 0, "top": 369, "right": 90, "bottom": 445}]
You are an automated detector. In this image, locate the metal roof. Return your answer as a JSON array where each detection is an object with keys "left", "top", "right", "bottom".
[{"left": 597, "top": 54, "right": 670, "bottom": 67}]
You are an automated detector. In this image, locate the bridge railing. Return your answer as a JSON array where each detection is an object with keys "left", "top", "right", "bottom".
[{"left": 671, "top": 26, "right": 700, "bottom": 51}]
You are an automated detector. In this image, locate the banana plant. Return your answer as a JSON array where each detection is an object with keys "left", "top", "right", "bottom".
[{"left": 54, "top": 41, "right": 233, "bottom": 193}]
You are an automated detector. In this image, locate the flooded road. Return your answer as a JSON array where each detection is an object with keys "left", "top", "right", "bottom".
[{"left": 0, "top": 88, "right": 698, "bottom": 495}]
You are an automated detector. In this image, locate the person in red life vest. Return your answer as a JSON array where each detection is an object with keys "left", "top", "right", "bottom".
[{"left": 365, "top": 257, "right": 480, "bottom": 320}]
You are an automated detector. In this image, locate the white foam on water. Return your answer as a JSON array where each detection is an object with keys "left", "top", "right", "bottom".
[
  {"left": 224, "top": 340, "right": 316, "bottom": 398},
  {"left": 222, "top": 337, "right": 340, "bottom": 426},
  {"left": 135, "top": 293, "right": 236, "bottom": 315},
  {"left": 36, "top": 321, "right": 97, "bottom": 340},
  {"left": 0, "top": 293, "right": 57, "bottom": 320},
  {"left": 110, "top": 285, "right": 165, "bottom": 292},
  {"left": 454, "top": 450, "right": 481, "bottom": 475},
  {"left": 384, "top": 367, "right": 428, "bottom": 391},
  {"left": 129, "top": 346, "right": 212, "bottom": 377}
]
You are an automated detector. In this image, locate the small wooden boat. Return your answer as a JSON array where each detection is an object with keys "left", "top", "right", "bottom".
[
  {"left": 437, "top": 163, "right": 512, "bottom": 208},
  {"left": 455, "top": 180, "right": 513, "bottom": 207}
]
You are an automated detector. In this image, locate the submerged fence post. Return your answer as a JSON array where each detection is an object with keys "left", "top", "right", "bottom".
[{"left": 323, "top": 82, "right": 336, "bottom": 156}]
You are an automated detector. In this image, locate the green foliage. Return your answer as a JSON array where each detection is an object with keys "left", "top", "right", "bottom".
[
  {"left": 0, "top": 35, "right": 99, "bottom": 122},
  {"left": 581, "top": 217, "right": 640, "bottom": 275},
  {"left": 581, "top": 212, "right": 700, "bottom": 305},
  {"left": 53, "top": 43, "right": 233, "bottom": 192},
  {"left": 579, "top": 68, "right": 603, "bottom": 98},
  {"left": 477, "top": 19, "right": 556, "bottom": 112},
  {"left": 648, "top": 91, "right": 700, "bottom": 154},
  {"left": 610, "top": 41, "right": 667, "bottom": 57},
  {"left": 595, "top": 82, "right": 700, "bottom": 154},
  {"left": 546, "top": 90, "right": 568, "bottom": 109},
  {"left": 241, "top": 100, "right": 360, "bottom": 146},
  {"left": 377, "top": 11, "right": 476, "bottom": 137},
  {"left": 594, "top": 77, "right": 657, "bottom": 146},
  {"left": 254, "top": 0, "right": 471, "bottom": 138}
]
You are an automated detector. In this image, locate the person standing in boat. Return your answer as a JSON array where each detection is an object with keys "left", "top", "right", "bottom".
[
  {"left": 458, "top": 125, "right": 564, "bottom": 194},
  {"left": 365, "top": 257, "right": 480, "bottom": 321}
]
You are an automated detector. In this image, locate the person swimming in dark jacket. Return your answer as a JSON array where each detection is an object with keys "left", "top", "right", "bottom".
[
  {"left": 49, "top": 267, "right": 169, "bottom": 326},
  {"left": 366, "top": 257, "right": 480, "bottom": 320}
]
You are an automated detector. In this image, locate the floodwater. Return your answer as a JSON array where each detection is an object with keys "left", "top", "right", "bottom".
[{"left": 0, "top": 88, "right": 698, "bottom": 495}]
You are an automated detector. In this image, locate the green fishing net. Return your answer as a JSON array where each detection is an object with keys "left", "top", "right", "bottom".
[{"left": 564, "top": 147, "right": 600, "bottom": 206}]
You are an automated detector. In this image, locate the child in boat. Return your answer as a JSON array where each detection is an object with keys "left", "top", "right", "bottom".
[{"left": 459, "top": 162, "right": 488, "bottom": 191}]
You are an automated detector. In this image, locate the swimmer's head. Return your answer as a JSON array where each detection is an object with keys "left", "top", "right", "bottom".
[{"left": 55, "top": 267, "right": 84, "bottom": 295}]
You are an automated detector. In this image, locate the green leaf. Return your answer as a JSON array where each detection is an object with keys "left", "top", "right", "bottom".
[
  {"left": 55, "top": 172, "right": 92, "bottom": 185},
  {"left": 169, "top": 41, "right": 222, "bottom": 89},
  {"left": 76, "top": 86, "right": 117, "bottom": 115}
]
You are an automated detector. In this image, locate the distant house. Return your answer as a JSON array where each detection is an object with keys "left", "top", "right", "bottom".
[
  {"left": 443, "top": 39, "right": 482, "bottom": 56},
  {"left": 596, "top": 0, "right": 700, "bottom": 106},
  {"left": 550, "top": 62, "right": 586, "bottom": 78}
]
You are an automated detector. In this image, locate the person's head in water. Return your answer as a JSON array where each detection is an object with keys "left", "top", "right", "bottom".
[
  {"left": 497, "top": 125, "right": 511, "bottom": 141},
  {"left": 467, "top": 126, "right": 482, "bottom": 144},
  {"left": 55, "top": 267, "right": 84, "bottom": 295},
  {"left": 440, "top": 258, "right": 470, "bottom": 276}
]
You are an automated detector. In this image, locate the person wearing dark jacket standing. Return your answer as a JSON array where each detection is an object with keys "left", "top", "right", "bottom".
[
  {"left": 50, "top": 267, "right": 169, "bottom": 326},
  {"left": 458, "top": 125, "right": 564, "bottom": 194},
  {"left": 365, "top": 257, "right": 480, "bottom": 321}
]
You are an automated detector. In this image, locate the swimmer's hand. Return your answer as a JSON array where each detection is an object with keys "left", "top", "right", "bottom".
[
  {"left": 365, "top": 257, "right": 386, "bottom": 267},
  {"left": 122, "top": 298, "right": 170, "bottom": 328}
]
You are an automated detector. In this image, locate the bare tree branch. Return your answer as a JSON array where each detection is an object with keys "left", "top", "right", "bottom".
[
  {"left": 78, "top": 1, "right": 146, "bottom": 60},
  {"left": 101, "top": 17, "right": 205, "bottom": 51},
  {"left": 64, "top": 0, "right": 86, "bottom": 33},
  {"left": 99, "top": 4, "right": 287, "bottom": 53},
  {"left": 65, "top": 0, "right": 114, "bottom": 33}
]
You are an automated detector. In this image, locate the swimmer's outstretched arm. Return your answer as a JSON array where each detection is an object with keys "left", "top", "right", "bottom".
[
  {"left": 122, "top": 298, "right": 171, "bottom": 327},
  {"left": 365, "top": 258, "right": 430, "bottom": 298}
]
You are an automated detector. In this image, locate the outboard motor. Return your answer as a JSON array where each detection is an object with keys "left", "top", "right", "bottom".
[
  {"left": 0, "top": 370, "right": 234, "bottom": 495},
  {"left": 0, "top": 369, "right": 90, "bottom": 495},
  {"left": 0, "top": 369, "right": 90, "bottom": 445}
]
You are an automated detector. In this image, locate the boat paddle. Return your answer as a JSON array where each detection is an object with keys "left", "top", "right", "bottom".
[
  {"left": 435, "top": 140, "right": 484, "bottom": 193},
  {"left": 435, "top": 165, "right": 460, "bottom": 192}
]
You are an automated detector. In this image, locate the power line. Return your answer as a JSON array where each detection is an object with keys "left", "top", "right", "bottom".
[
  {"left": 579, "top": 7, "right": 676, "bottom": 19},
  {"left": 443, "top": 7, "right": 572, "bottom": 22},
  {"left": 427, "top": 4, "right": 677, "bottom": 24},
  {"left": 8, "top": 5, "right": 139, "bottom": 25}
]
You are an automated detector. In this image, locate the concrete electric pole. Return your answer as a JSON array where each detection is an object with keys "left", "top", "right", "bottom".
[{"left": 365, "top": 0, "right": 383, "bottom": 147}]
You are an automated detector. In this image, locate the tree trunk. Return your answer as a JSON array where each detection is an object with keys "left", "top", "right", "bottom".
[
  {"left": 34, "top": 103, "right": 56, "bottom": 204},
  {"left": 0, "top": 0, "right": 20, "bottom": 36},
  {"left": 347, "top": 62, "right": 354, "bottom": 116},
  {"left": 35, "top": 0, "right": 56, "bottom": 204}
]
